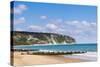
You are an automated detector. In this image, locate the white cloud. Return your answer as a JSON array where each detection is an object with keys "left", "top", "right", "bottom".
[
  {"left": 14, "top": 17, "right": 25, "bottom": 25},
  {"left": 28, "top": 25, "right": 41, "bottom": 30},
  {"left": 65, "top": 20, "right": 97, "bottom": 35},
  {"left": 46, "top": 23, "right": 58, "bottom": 30},
  {"left": 17, "top": 4, "right": 27, "bottom": 10},
  {"left": 28, "top": 25, "right": 45, "bottom": 32},
  {"left": 91, "top": 22, "right": 96, "bottom": 26},
  {"left": 45, "top": 22, "right": 66, "bottom": 34},
  {"left": 40, "top": 15, "right": 47, "bottom": 19},
  {"left": 15, "top": 28, "right": 23, "bottom": 31},
  {"left": 13, "top": 4, "right": 27, "bottom": 15},
  {"left": 13, "top": 8, "right": 22, "bottom": 14},
  {"left": 27, "top": 22, "right": 65, "bottom": 33}
]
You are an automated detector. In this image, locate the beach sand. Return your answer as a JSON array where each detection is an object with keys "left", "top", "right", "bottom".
[{"left": 11, "top": 51, "right": 81, "bottom": 66}]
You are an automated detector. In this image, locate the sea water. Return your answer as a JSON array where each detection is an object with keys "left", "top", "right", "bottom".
[{"left": 14, "top": 43, "right": 97, "bottom": 52}]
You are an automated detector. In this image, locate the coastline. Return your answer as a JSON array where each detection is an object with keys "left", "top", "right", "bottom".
[{"left": 12, "top": 51, "right": 81, "bottom": 66}]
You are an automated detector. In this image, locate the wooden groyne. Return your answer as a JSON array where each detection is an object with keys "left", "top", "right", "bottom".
[
  {"left": 26, "top": 51, "right": 87, "bottom": 55},
  {"left": 12, "top": 48, "right": 87, "bottom": 55}
]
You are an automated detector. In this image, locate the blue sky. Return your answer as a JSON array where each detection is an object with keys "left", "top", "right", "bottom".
[{"left": 11, "top": 1, "right": 97, "bottom": 43}]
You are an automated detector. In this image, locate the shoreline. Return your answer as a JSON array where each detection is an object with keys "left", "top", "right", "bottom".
[
  {"left": 64, "top": 52, "right": 97, "bottom": 61},
  {"left": 12, "top": 51, "right": 82, "bottom": 66}
]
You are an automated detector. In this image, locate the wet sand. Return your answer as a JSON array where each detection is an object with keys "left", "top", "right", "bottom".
[{"left": 12, "top": 52, "right": 81, "bottom": 66}]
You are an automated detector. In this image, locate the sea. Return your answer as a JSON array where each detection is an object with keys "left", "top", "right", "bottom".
[
  {"left": 14, "top": 43, "right": 97, "bottom": 61},
  {"left": 14, "top": 43, "right": 97, "bottom": 52}
]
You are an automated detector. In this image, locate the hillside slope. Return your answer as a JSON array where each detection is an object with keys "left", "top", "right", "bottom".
[{"left": 12, "top": 31, "right": 76, "bottom": 45}]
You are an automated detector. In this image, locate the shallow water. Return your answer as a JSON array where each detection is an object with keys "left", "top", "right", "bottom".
[{"left": 14, "top": 43, "right": 97, "bottom": 52}]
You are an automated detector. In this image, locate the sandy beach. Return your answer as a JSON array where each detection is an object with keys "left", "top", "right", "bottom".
[{"left": 11, "top": 51, "right": 81, "bottom": 66}]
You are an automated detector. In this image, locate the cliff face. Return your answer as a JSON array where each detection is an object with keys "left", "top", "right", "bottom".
[{"left": 12, "top": 31, "right": 76, "bottom": 45}]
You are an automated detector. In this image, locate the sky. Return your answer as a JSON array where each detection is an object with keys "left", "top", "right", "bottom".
[{"left": 11, "top": 1, "right": 97, "bottom": 43}]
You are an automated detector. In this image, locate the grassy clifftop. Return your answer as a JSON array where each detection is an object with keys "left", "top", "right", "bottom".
[{"left": 12, "top": 31, "right": 76, "bottom": 45}]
